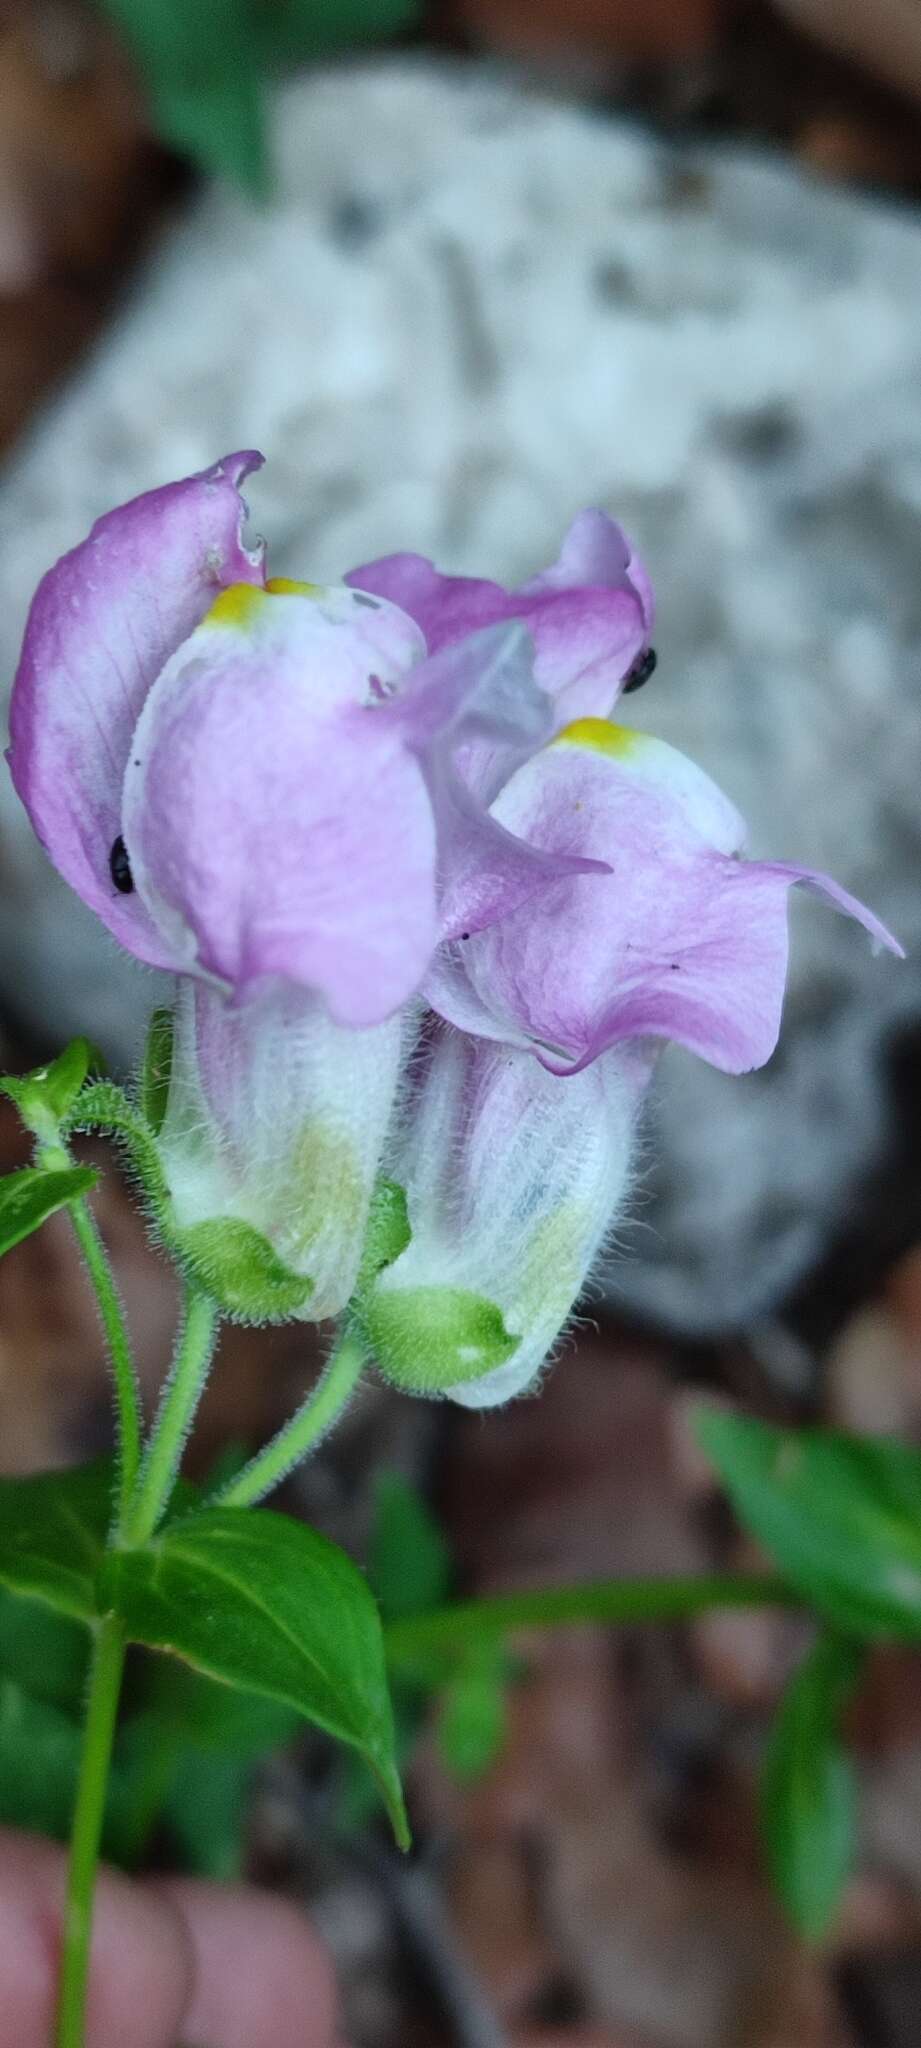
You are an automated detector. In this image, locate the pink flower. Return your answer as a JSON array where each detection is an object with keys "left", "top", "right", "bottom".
[
  {"left": 8, "top": 455, "right": 900, "bottom": 1364},
  {"left": 348, "top": 507, "right": 654, "bottom": 736},
  {"left": 9, "top": 452, "right": 610, "bottom": 1029},
  {"left": 428, "top": 716, "right": 901, "bottom": 1076},
  {"left": 7, "top": 456, "right": 646, "bottom": 1318},
  {"left": 368, "top": 718, "right": 902, "bottom": 1405}
]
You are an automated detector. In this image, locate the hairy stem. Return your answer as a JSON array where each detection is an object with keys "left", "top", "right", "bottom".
[
  {"left": 68, "top": 1196, "right": 141, "bottom": 1528},
  {"left": 218, "top": 1325, "right": 367, "bottom": 1510},
  {"left": 62, "top": 1082, "right": 173, "bottom": 1230},
  {"left": 123, "top": 1287, "right": 219, "bottom": 1547},
  {"left": 37, "top": 1132, "right": 142, "bottom": 1533},
  {"left": 56, "top": 1614, "right": 126, "bottom": 2048}
]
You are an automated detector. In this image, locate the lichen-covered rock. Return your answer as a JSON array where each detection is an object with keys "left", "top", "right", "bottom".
[{"left": 0, "top": 58, "right": 918, "bottom": 1329}]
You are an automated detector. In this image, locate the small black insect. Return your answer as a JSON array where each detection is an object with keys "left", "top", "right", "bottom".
[
  {"left": 109, "top": 835, "right": 134, "bottom": 895},
  {"left": 622, "top": 645, "right": 657, "bottom": 694}
]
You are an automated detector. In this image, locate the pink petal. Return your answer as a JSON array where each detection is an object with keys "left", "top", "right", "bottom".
[
  {"left": 122, "top": 584, "right": 436, "bottom": 1025},
  {"left": 443, "top": 722, "right": 902, "bottom": 1075},
  {"left": 386, "top": 622, "right": 608, "bottom": 938},
  {"left": 347, "top": 508, "right": 651, "bottom": 725},
  {"left": 8, "top": 452, "right": 265, "bottom": 967}
]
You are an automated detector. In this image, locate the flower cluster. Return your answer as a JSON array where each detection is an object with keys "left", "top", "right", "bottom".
[{"left": 8, "top": 454, "right": 900, "bottom": 1403}]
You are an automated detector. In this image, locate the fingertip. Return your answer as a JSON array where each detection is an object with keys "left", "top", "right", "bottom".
[
  {"left": 155, "top": 1876, "right": 340, "bottom": 2048},
  {"left": 0, "top": 1827, "right": 194, "bottom": 2048}
]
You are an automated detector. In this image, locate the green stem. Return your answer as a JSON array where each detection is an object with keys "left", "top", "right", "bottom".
[
  {"left": 62, "top": 1082, "right": 172, "bottom": 1224},
  {"left": 68, "top": 1197, "right": 141, "bottom": 1529},
  {"left": 385, "top": 1572, "right": 796, "bottom": 1668},
  {"left": 124, "top": 1288, "right": 219, "bottom": 1547},
  {"left": 218, "top": 1325, "right": 366, "bottom": 1510},
  {"left": 56, "top": 1614, "right": 126, "bottom": 2048}
]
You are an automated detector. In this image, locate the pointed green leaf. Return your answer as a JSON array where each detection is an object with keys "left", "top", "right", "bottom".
[
  {"left": 0, "top": 1165, "right": 98, "bottom": 1259},
  {"left": 1, "top": 1038, "right": 102, "bottom": 1139},
  {"left": 762, "top": 1633, "right": 864, "bottom": 1940},
  {"left": 695, "top": 1409, "right": 921, "bottom": 1642},
  {"left": 370, "top": 1473, "right": 451, "bottom": 1624},
  {"left": 98, "top": 0, "right": 268, "bottom": 193},
  {"left": 101, "top": 1506, "right": 408, "bottom": 1846},
  {"left": 437, "top": 1645, "right": 509, "bottom": 1783},
  {"left": 0, "top": 1459, "right": 113, "bottom": 1620}
]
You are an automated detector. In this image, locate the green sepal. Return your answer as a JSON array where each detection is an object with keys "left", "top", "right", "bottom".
[
  {"left": 366, "top": 1284, "right": 518, "bottom": 1394},
  {"left": 1, "top": 1038, "right": 103, "bottom": 1143},
  {"left": 0, "top": 1164, "right": 99, "bottom": 1261},
  {"left": 354, "top": 1179, "right": 411, "bottom": 1304},
  {"left": 762, "top": 1633, "right": 864, "bottom": 1941},
  {"left": 175, "top": 1217, "right": 313, "bottom": 1323},
  {"left": 139, "top": 1007, "right": 174, "bottom": 1136}
]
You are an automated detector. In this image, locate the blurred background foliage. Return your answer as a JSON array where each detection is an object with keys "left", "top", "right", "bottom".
[{"left": 95, "top": 0, "right": 421, "bottom": 192}]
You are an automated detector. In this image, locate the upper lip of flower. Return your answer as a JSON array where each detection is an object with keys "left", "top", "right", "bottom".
[
  {"left": 8, "top": 452, "right": 901, "bottom": 1058},
  {"left": 8, "top": 456, "right": 625, "bottom": 1030}
]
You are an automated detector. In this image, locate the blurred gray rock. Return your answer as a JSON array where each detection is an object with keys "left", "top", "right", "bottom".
[{"left": 0, "top": 57, "right": 918, "bottom": 1331}]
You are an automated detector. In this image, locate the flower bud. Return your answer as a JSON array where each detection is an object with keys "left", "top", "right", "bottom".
[
  {"left": 158, "top": 982, "right": 406, "bottom": 1322},
  {"left": 363, "top": 1025, "right": 644, "bottom": 1406}
]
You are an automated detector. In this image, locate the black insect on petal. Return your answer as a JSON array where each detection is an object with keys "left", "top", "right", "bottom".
[
  {"left": 109, "top": 836, "right": 134, "bottom": 895},
  {"left": 622, "top": 645, "right": 657, "bottom": 694}
]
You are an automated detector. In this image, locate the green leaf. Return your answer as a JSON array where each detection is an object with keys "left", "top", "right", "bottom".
[
  {"left": 99, "top": 0, "right": 269, "bottom": 194},
  {"left": 101, "top": 1505, "right": 408, "bottom": 1846},
  {"left": 0, "top": 1459, "right": 113, "bottom": 1621},
  {"left": 0, "top": 1678, "right": 83, "bottom": 1840},
  {"left": 695, "top": 1409, "right": 921, "bottom": 1642},
  {"left": 367, "top": 1285, "right": 518, "bottom": 1394},
  {"left": 176, "top": 1218, "right": 313, "bottom": 1323},
  {"left": 139, "top": 1007, "right": 174, "bottom": 1136},
  {"left": 370, "top": 1473, "right": 451, "bottom": 1624},
  {"left": 0, "top": 1164, "right": 99, "bottom": 1260},
  {"left": 256, "top": 0, "right": 420, "bottom": 64},
  {"left": 1, "top": 1038, "right": 102, "bottom": 1140},
  {"left": 762, "top": 1634, "right": 864, "bottom": 1940},
  {"left": 164, "top": 1748, "right": 252, "bottom": 1880},
  {"left": 437, "top": 1645, "right": 509, "bottom": 1783},
  {"left": 0, "top": 1588, "right": 89, "bottom": 1712},
  {"left": 140, "top": 1657, "right": 299, "bottom": 1754}
]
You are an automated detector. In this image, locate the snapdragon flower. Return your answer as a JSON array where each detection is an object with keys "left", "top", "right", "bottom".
[
  {"left": 357, "top": 598, "right": 903, "bottom": 1406},
  {"left": 7, "top": 455, "right": 646, "bottom": 1317},
  {"left": 8, "top": 452, "right": 899, "bottom": 1368}
]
